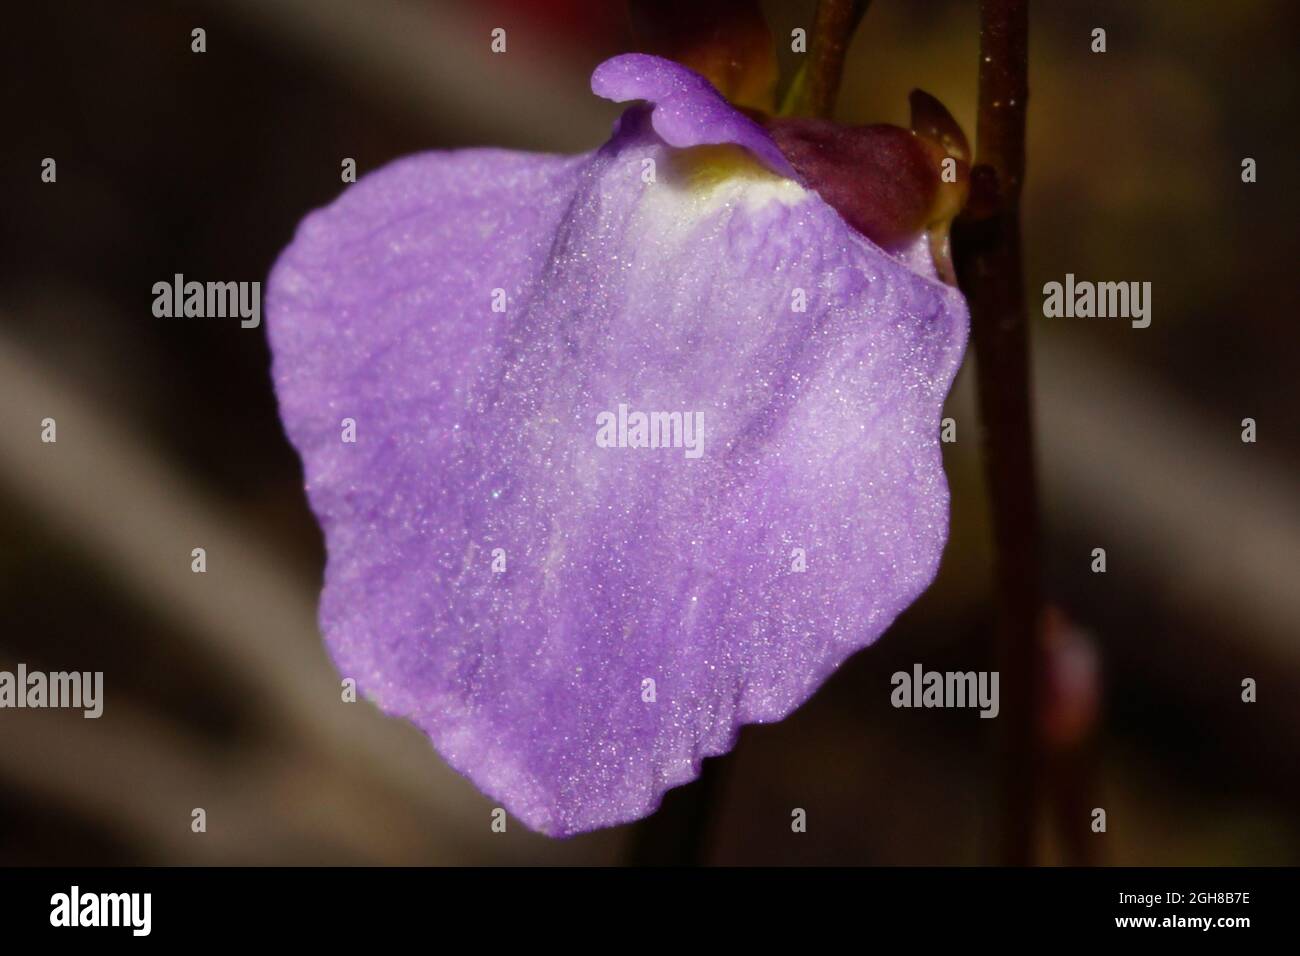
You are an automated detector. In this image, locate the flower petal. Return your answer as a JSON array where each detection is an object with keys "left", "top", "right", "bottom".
[
  {"left": 591, "top": 53, "right": 796, "bottom": 178},
  {"left": 268, "top": 65, "right": 967, "bottom": 838}
]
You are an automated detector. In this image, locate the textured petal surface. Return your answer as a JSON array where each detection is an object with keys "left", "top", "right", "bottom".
[{"left": 267, "top": 56, "right": 967, "bottom": 837}]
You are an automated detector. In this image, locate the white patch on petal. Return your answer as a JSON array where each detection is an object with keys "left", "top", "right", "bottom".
[{"left": 633, "top": 144, "right": 808, "bottom": 246}]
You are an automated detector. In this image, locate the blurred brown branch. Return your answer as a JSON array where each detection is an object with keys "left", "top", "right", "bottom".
[{"left": 952, "top": 0, "right": 1040, "bottom": 866}]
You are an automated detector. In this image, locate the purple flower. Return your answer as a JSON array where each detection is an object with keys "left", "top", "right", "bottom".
[{"left": 266, "top": 54, "right": 967, "bottom": 836}]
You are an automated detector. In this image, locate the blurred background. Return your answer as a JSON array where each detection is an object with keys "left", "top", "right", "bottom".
[{"left": 0, "top": 0, "right": 1296, "bottom": 865}]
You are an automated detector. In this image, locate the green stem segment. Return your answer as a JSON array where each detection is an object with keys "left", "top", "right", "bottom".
[
  {"left": 952, "top": 0, "right": 1040, "bottom": 866},
  {"left": 803, "top": 0, "right": 872, "bottom": 118}
]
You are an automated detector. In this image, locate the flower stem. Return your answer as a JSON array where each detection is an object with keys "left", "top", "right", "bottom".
[
  {"left": 804, "top": 0, "right": 873, "bottom": 118},
  {"left": 951, "top": 0, "right": 1041, "bottom": 866}
]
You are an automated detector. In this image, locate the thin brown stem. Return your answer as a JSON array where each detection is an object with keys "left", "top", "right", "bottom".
[
  {"left": 804, "top": 0, "right": 872, "bottom": 118},
  {"left": 951, "top": 0, "right": 1040, "bottom": 866}
]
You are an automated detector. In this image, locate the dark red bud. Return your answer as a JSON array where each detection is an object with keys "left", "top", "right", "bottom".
[
  {"left": 764, "top": 117, "right": 939, "bottom": 249},
  {"left": 909, "top": 89, "right": 970, "bottom": 164}
]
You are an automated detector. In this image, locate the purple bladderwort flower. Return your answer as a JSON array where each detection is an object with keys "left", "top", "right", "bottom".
[{"left": 266, "top": 53, "right": 968, "bottom": 836}]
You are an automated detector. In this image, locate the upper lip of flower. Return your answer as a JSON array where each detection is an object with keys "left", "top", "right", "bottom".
[{"left": 591, "top": 53, "right": 798, "bottom": 179}]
